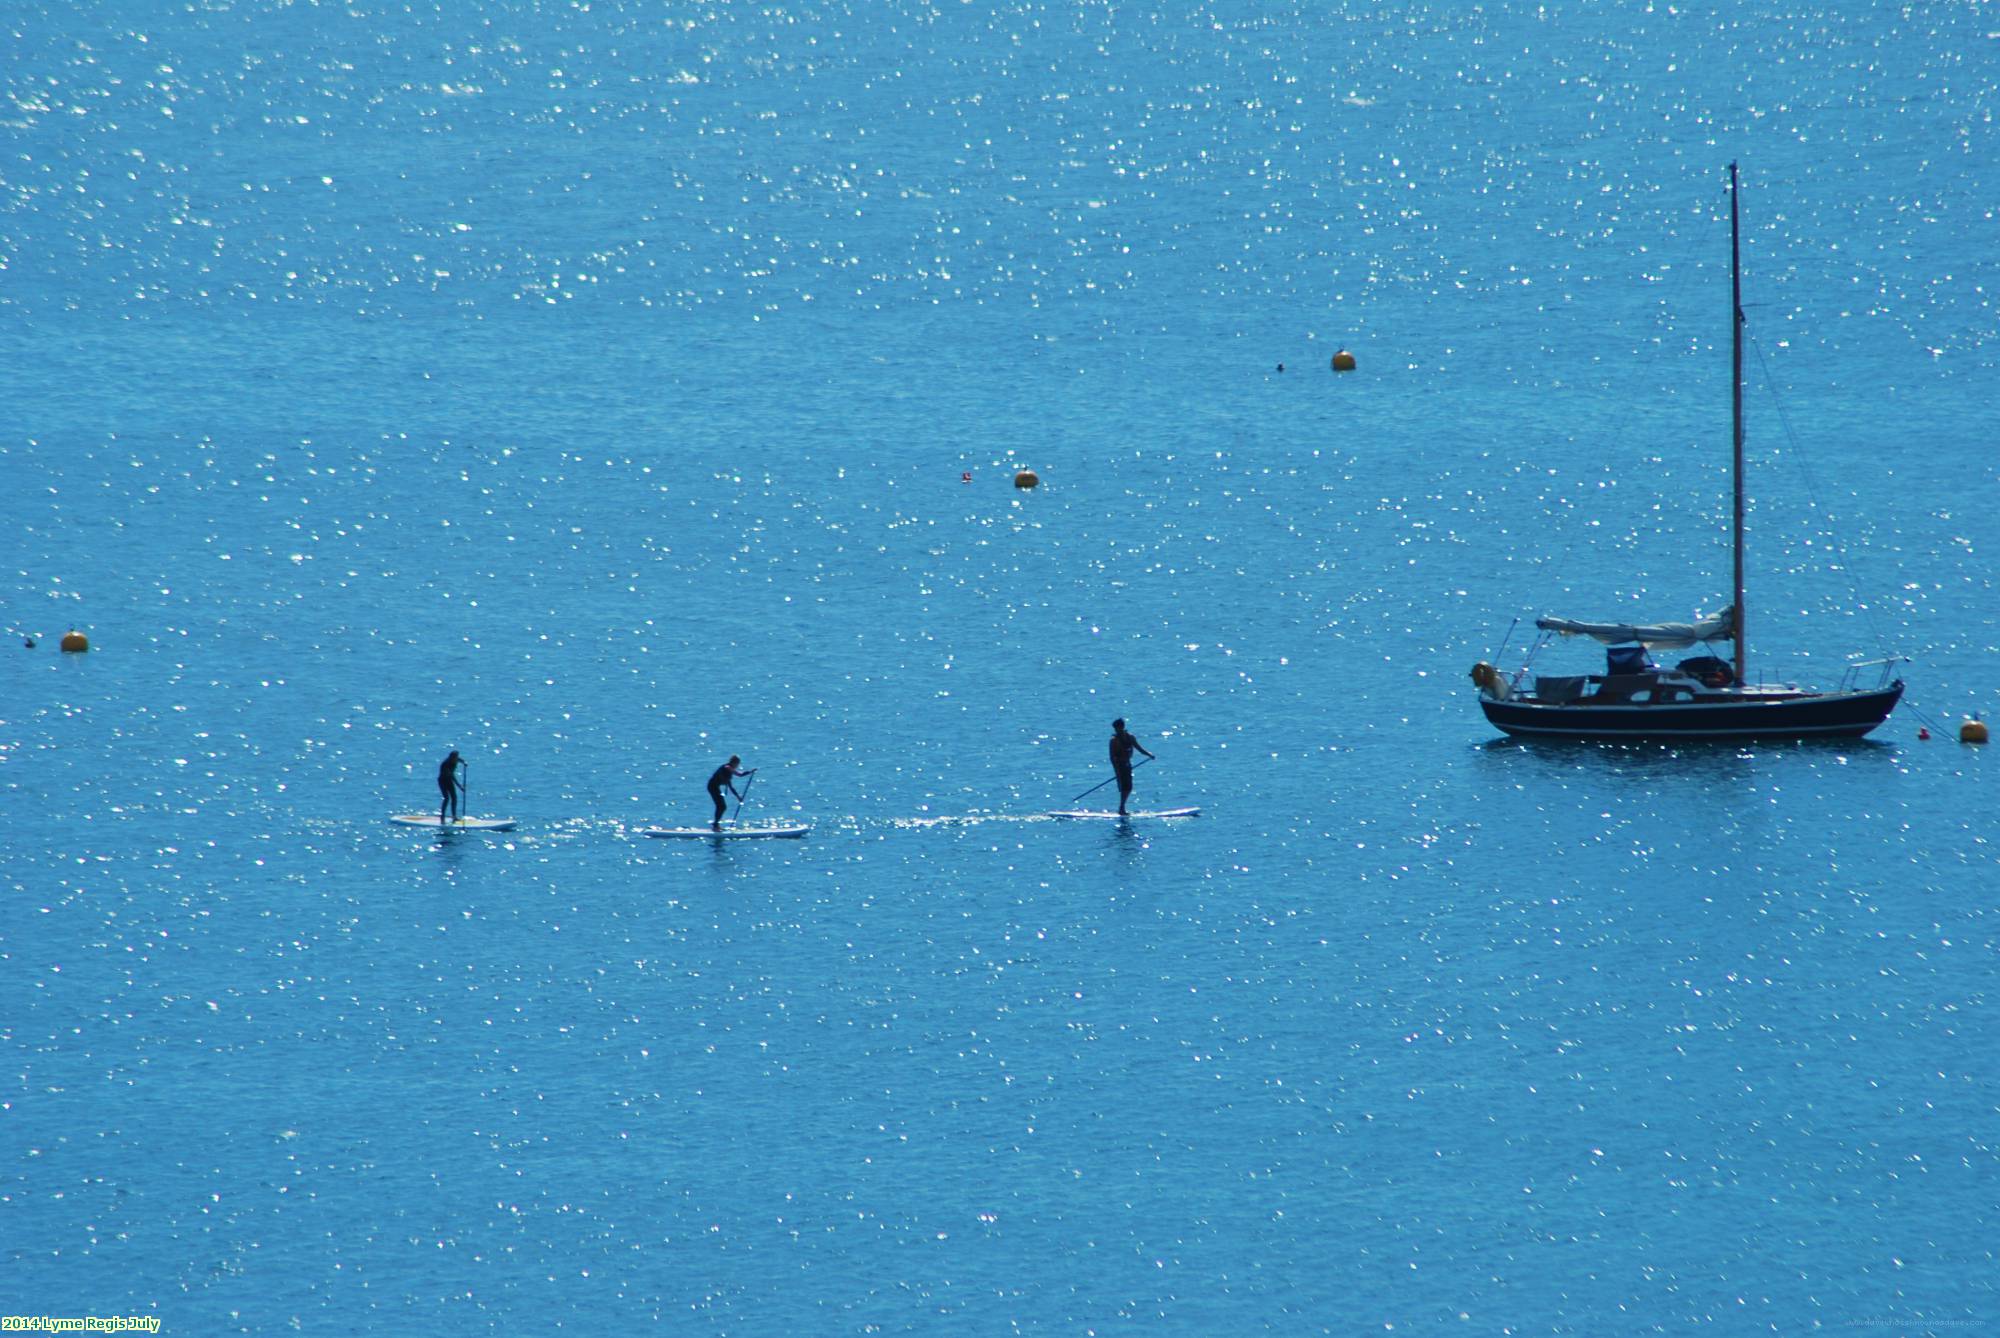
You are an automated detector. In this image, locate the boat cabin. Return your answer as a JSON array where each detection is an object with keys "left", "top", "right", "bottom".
[{"left": 1524, "top": 646, "right": 1741, "bottom": 706}]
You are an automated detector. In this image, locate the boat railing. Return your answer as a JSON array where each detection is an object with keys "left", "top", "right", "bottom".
[{"left": 1835, "top": 657, "right": 1907, "bottom": 692}]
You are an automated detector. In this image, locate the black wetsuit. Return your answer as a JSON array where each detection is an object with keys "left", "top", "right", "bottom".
[
  {"left": 437, "top": 755, "right": 462, "bottom": 819},
  {"left": 707, "top": 764, "right": 742, "bottom": 825},
  {"left": 1109, "top": 731, "right": 1153, "bottom": 812}
]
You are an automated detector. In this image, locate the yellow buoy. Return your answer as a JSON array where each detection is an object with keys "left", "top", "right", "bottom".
[
  {"left": 1014, "top": 469, "right": 1039, "bottom": 490},
  {"left": 1331, "top": 349, "right": 1357, "bottom": 372},
  {"left": 59, "top": 629, "right": 89, "bottom": 653},
  {"left": 1961, "top": 719, "right": 1989, "bottom": 744}
]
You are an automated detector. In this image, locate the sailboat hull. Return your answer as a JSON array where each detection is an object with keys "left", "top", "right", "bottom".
[{"left": 1479, "top": 682, "right": 1903, "bottom": 740}]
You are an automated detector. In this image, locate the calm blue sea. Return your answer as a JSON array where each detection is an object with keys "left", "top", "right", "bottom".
[{"left": 4, "top": 2, "right": 1996, "bottom": 1333}]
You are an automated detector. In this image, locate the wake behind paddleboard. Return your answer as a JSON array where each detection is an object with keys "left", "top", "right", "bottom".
[
  {"left": 641, "top": 824, "right": 811, "bottom": 841},
  {"left": 1046, "top": 807, "right": 1201, "bottom": 820},
  {"left": 389, "top": 814, "right": 518, "bottom": 832}
]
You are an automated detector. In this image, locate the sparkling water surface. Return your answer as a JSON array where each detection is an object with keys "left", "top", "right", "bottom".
[{"left": 4, "top": 2, "right": 1996, "bottom": 1333}]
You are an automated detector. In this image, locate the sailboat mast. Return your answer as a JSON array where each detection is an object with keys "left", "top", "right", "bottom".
[{"left": 1729, "top": 161, "right": 1746, "bottom": 686}]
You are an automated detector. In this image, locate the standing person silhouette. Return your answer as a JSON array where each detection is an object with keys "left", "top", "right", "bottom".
[
  {"left": 437, "top": 750, "right": 465, "bottom": 823},
  {"left": 707, "top": 756, "right": 756, "bottom": 830},
  {"left": 1108, "top": 719, "right": 1155, "bottom": 816}
]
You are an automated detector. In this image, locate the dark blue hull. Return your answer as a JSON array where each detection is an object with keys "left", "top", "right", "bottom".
[{"left": 1479, "top": 682, "right": 1903, "bottom": 740}]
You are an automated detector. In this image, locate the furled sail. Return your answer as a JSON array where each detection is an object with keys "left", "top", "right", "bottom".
[{"left": 1534, "top": 611, "right": 1733, "bottom": 648}]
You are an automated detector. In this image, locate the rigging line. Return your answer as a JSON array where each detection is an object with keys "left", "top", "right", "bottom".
[
  {"left": 1743, "top": 320, "right": 1832, "bottom": 513},
  {"left": 1510, "top": 629, "right": 1553, "bottom": 680},
  {"left": 1900, "top": 695, "right": 1948, "bottom": 736},
  {"left": 1743, "top": 321, "right": 1898, "bottom": 660},
  {"left": 1535, "top": 481, "right": 1591, "bottom": 616}
]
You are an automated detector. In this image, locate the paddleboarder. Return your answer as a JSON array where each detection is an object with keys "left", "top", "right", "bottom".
[
  {"left": 437, "top": 749, "right": 466, "bottom": 822},
  {"left": 1108, "top": 719, "right": 1155, "bottom": 815},
  {"left": 707, "top": 756, "right": 756, "bottom": 830}
]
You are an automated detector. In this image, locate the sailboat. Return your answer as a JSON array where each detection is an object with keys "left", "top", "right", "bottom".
[{"left": 1472, "top": 163, "right": 1905, "bottom": 741}]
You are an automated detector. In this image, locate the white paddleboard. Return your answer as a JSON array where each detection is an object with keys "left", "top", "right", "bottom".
[
  {"left": 640, "top": 824, "right": 811, "bottom": 841},
  {"left": 389, "top": 814, "right": 518, "bottom": 832},
  {"left": 1046, "top": 807, "right": 1201, "bottom": 820}
]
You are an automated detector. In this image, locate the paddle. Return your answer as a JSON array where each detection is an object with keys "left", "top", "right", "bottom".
[
  {"left": 458, "top": 758, "right": 468, "bottom": 824},
  {"left": 732, "top": 771, "right": 756, "bottom": 825},
  {"left": 1067, "top": 754, "right": 1152, "bottom": 805}
]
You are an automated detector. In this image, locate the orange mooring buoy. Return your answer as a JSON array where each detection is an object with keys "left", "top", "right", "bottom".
[
  {"left": 1014, "top": 469, "right": 1039, "bottom": 490},
  {"left": 1331, "top": 349, "right": 1357, "bottom": 372},
  {"left": 59, "top": 629, "right": 89, "bottom": 653}
]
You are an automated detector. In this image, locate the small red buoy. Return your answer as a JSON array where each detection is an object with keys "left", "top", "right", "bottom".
[
  {"left": 1918, "top": 727, "right": 1930, "bottom": 740},
  {"left": 961, "top": 471, "right": 972, "bottom": 483}
]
